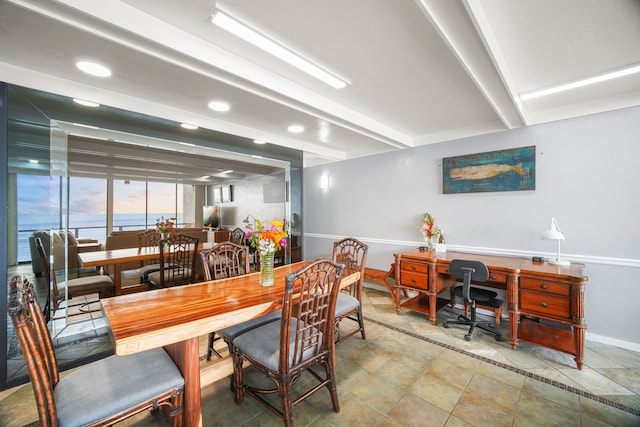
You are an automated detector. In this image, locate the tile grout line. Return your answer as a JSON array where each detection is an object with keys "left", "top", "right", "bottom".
[{"left": 363, "top": 316, "right": 640, "bottom": 417}]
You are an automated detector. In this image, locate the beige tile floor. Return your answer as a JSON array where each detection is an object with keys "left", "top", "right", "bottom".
[{"left": 1, "top": 283, "right": 639, "bottom": 426}]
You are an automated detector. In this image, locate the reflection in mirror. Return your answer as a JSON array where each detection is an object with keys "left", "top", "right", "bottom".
[{"left": 3, "top": 83, "right": 302, "bottom": 389}]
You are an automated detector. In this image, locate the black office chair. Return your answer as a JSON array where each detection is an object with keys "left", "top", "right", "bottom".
[{"left": 443, "top": 259, "right": 503, "bottom": 341}]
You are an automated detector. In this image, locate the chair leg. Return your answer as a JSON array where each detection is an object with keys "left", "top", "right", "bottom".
[
  {"left": 233, "top": 351, "right": 245, "bottom": 404},
  {"left": 357, "top": 308, "right": 366, "bottom": 340},
  {"left": 280, "top": 380, "right": 294, "bottom": 427},
  {"left": 206, "top": 332, "right": 222, "bottom": 361},
  {"left": 326, "top": 362, "right": 340, "bottom": 413}
]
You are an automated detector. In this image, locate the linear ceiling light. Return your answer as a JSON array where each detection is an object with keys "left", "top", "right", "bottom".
[
  {"left": 211, "top": 10, "right": 348, "bottom": 89},
  {"left": 520, "top": 63, "right": 640, "bottom": 101}
]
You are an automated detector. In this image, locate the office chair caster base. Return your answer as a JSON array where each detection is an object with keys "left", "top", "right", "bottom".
[{"left": 464, "top": 334, "right": 471, "bottom": 341}]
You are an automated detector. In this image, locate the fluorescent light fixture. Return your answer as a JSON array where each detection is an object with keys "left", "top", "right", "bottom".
[
  {"left": 211, "top": 9, "right": 348, "bottom": 89},
  {"left": 180, "top": 123, "right": 198, "bottom": 130},
  {"left": 253, "top": 139, "right": 267, "bottom": 145},
  {"left": 208, "top": 100, "right": 231, "bottom": 112},
  {"left": 520, "top": 63, "right": 640, "bottom": 100},
  {"left": 72, "top": 122, "right": 99, "bottom": 129},
  {"left": 287, "top": 124, "right": 305, "bottom": 133},
  {"left": 73, "top": 98, "right": 100, "bottom": 108},
  {"left": 76, "top": 60, "right": 112, "bottom": 77}
]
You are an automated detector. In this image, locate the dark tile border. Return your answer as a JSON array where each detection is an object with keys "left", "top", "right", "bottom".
[{"left": 364, "top": 316, "right": 640, "bottom": 417}]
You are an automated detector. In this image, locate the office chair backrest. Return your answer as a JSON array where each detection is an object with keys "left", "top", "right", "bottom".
[{"left": 449, "top": 259, "right": 489, "bottom": 304}]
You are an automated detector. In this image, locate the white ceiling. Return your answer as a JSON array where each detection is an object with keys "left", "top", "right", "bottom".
[{"left": 1, "top": 0, "right": 639, "bottom": 167}]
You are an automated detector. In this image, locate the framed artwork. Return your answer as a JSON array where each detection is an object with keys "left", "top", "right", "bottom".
[
  {"left": 443, "top": 146, "right": 535, "bottom": 194},
  {"left": 221, "top": 185, "right": 233, "bottom": 202},
  {"left": 212, "top": 187, "right": 222, "bottom": 203}
]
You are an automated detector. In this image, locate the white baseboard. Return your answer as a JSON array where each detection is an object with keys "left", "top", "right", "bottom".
[{"left": 585, "top": 332, "right": 640, "bottom": 353}]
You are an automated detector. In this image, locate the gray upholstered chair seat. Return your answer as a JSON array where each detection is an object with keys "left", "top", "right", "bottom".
[
  {"left": 58, "top": 274, "right": 114, "bottom": 296},
  {"left": 54, "top": 347, "right": 184, "bottom": 427},
  {"left": 219, "top": 311, "right": 281, "bottom": 343},
  {"left": 335, "top": 293, "right": 360, "bottom": 317},
  {"left": 139, "top": 263, "right": 161, "bottom": 282},
  {"left": 233, "top": 318, "right": 321, "bottom": 371}
]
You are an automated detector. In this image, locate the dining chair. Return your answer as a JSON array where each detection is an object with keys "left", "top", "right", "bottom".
[
  {"left": 136, "top": 229, "right": 162, "bottom": 283},
  {"left": 443, "top": 259, "right": 503, "bottom": 341},
  {"left": 147, "top": 234, "right": 199, "bottom": 288},
  {"left": 231, "top": 259, "right": 345, "bottom": 427},
  {"left": 35, "top": 237, "right": 115, "bottom": 320},
  {"left": 229, "top": 227, "right": 246, "bottom": 245},
  {"left": 331, "top": 237, "right": 369, "bottom": 345},
  {"left": 8, "top": 274, "right": 185, "bottom": 427}
]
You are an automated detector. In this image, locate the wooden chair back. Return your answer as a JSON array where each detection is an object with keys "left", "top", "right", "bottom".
[
  {"left": 8, "top": 275, "right": 60, "bottom": 425},
  {"left": 137, "top": 229, "right": 161, "bottom": 248},
  {"left": 280, "top": 260, "right": 345, "bottom": 374},
  {"left": 34, "top": 237, "right": 61, "bottom": 315},
  {"left": 331, "top": 237, "right": 368, "bottom": 300},
  {"left": 229, "top": 227, "right": 246, "bottom": 245},
  {"left": 200, "top": 241, "right": 250, "bottom": 281},
  {"left": 157, "top": 234, "right": 199, "bottom": 287}
]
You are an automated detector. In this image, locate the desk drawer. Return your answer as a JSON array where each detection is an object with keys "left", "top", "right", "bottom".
[
  {"left": 521, "top": 278, "right": 570, "bottom": 296},
  {"left": 520, "top": 290, "right": 570, "bottom": 319},
  {"left": 401, "top": 260, "right": 428, "bottom": 274},
  {"left": 436, "top": 265, "right": 506, "bottom": 284},
  {"left": 400, "top": 271, "right": 427, "bottom": 290}
]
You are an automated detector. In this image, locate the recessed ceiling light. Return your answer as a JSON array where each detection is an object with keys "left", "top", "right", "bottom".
[
  {"left": 287, "top": 124, "right": 305, "bottom": 133},
  {"left": 28, "top": 159, "right": 39, "bottom": 164},
  {"left": 76, "top": 60, "right": 112, "bottom": 77},
  {"left": 72, "top": 122, "right": 99, "bottom": 129},
  {"left": 211, "top": 9, "right": 348, "bottom": 89},
  {"left": 73, "top": 98, "right": 100, "bottom": 107},
  {"left": 220, "top": 170, "right": 234, "bottom": 174},
  {"left": 180, "top": 123, "right": 199, "bottom": 130},
  {"left": 208, "top": 100, "right": 231, "bottom": 112},
  {"left": 253, "top": 139, "right": 267, "bottom": 144}
]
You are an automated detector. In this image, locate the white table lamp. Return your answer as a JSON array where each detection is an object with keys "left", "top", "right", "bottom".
[{"left": 541, "top": 217, "right": 570, "bottom": 266}]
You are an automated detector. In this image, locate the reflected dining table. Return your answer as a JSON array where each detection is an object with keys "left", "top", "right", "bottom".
[
  {"left": 100, "top": 261, "right": 360, "bottom": 427},
  {"left": 79, "top": 244, "right": 203, "bottom": 295}
]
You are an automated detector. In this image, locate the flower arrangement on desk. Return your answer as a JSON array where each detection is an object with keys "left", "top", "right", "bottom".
[
  {"left": 156, "top": 216, "right": 176, "bottom": 239},
  {"left": 246, "top": 220, "right": 288, "bottom": 256},
  {"left": 419, "top": 212, "right": 441, "bottom": 249}
]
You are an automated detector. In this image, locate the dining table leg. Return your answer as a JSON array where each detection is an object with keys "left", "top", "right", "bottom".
[{"left": 165, "top": 337, "right": 202, "bottom": 427}]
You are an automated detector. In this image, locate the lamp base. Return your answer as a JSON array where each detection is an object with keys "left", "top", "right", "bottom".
[{"left": 547, "top": 258, "right": 570, "bottom": 266}]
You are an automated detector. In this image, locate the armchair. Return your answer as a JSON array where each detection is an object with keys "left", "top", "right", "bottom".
[{"left": 29, "top": 230, "right": 102, "bottom": 275}]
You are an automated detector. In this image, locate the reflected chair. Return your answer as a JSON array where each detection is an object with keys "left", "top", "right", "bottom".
[
  {"left": 443, "top": 259, "right": 503, "bottom": 341},
  {"left": 331, "top": 237, "right": 368, "bottom": 345},
  {"left": 232, "top": 260, "right": 345, "bottom": 427},
  {"left": 8, "top": 275, "right": 184, "bottom": 427},
  {"left": 136, "top": 229, "right": 162, "bottom": 283},
  {"left": 35, "top": 237, "right": 114, "bottom": 319},
  {"left": 229, "top": 227, "right": 246, "bottom": 245},
  {"left": 148, "top": 234, "right": 199, "bottom": 288}
]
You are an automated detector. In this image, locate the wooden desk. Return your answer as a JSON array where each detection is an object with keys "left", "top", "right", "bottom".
[
  {"left": 393, "top": 250, "right": 587, "bottom": 369},
  {"left": 101, "top": 262, "right": 360, "bottom": 427},
  {"left": 79, "top": 244, "right": 200, "bottom": 295}
]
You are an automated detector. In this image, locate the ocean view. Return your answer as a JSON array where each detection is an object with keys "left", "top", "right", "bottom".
[{"left": 17, "top": 213, "right": 183, "bottom": 263}]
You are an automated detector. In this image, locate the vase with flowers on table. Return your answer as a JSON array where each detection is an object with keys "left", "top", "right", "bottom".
[
  {"left": 156, "top": 216, "right": 176, "bottom": 249},
  {"left": 419, "top": 212, "right": 444, "bottom": 252},
  {"left": 246, "top": 220, "right": 288, "bottom": 286}
]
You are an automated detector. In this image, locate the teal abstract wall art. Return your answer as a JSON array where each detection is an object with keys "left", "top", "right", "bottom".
[{"left": 443, "top": 146, "right": 536, "bottom": 194}]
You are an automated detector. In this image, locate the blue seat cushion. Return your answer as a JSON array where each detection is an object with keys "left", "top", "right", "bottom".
[
  {"left": 233, "top": 318, "right": 321, "bottom": 371},
  {"left": 335, "top": 293, "right": 360, "bottom": 317},
  {"left": 54, "top": 347, "right": 184, "bottom": 427},
  {"left": 219, "top": 311, "right": 281, "bottom": 342}
]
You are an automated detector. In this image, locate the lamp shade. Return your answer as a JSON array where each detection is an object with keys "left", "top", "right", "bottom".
[{"left": 541, "top": 217, "right": 565, "bottom": 240}]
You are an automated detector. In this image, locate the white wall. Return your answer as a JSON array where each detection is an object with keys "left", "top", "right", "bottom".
[{"left": 303, "top": 105, "right": 640, "bottom": 350}]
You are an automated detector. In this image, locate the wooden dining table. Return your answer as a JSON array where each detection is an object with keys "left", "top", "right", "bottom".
[{"left": 100, "top": 261, "right": 360, "bottom": 427}]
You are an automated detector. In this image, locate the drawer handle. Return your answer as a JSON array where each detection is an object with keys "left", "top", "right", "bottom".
[
  {"left": 540, "top": 284, "right": 548, "bottom": 289},
  {"left": 410, "top": 265, "right": 416, "bottom": 270},
  {"left": 411, "top": 279, "right": 416, "bottom": 283},
  {"left": 540, "top": 302, "right": 547, "bottom": 308},
  {"left": 489, "top": 275, "right": 497, "bottom": 280}
]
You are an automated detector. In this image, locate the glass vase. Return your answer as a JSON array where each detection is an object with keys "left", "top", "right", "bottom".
[{"left": 259, "top": 252, "right": 275, "bottom": 287}]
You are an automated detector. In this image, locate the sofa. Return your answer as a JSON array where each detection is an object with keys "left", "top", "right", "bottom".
[{"left": 29, "top": 230, "right": 103, "bottom": 275}]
